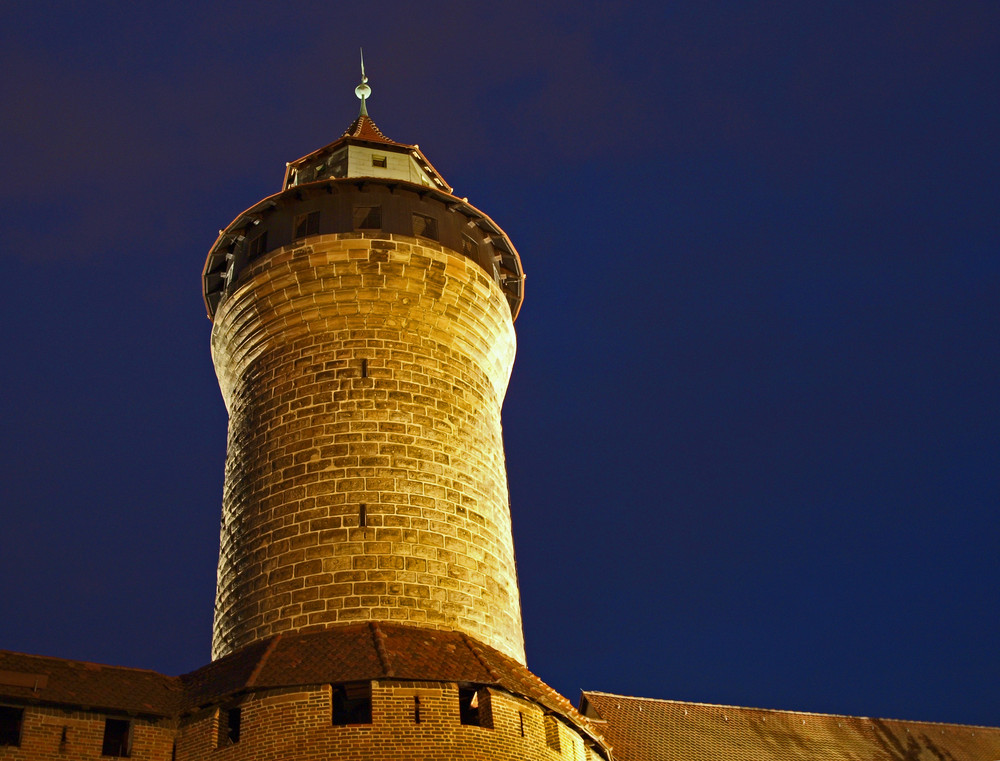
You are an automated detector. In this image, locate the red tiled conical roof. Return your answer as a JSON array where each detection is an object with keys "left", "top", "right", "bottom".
[{"left": 341, "top": 112, "right": 397, "bottom": 145}]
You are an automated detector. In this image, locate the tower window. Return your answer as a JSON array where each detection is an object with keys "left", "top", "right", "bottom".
[
  {"left": 458, "top": 687, "right": 492, "bottom": 728},
  {"left": 462, "top": 235, "right": 478, "bottom": 259},
  {"left": 359, "top": 503, "right": 367, "bottom": 528},
  {"left": 218, "top": 706, "right": 241, "bottom": 746},
  {"left": 371, "top": 154, "right": 387, "bottom": 168},
  {"left": 330, "top": 150, "right": 347, "bottom": 177},
  {"left": 248, "top": 231, "right": 268, "bottom": 260},
  {"left": 332, "top": 682, "right": 372, "bottom": 725},
  {"left": 0, "top": 706, "right": 23, "bottom": 747},
  {"left": 353, "top": 206, "right": 382, "bottom": 230},
  {"left": 412, "top": 213, "right": 438, "bottom": 241},
  {"left": 294, "top": 211, "right": 320, "bottom": 239},
  {"left": 101, "top": 718, "right": 131, "bottom": 757}
]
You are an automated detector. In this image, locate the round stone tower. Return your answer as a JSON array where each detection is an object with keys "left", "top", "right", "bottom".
[{"left": 203, "top": 73, "right": 527, "bottom": 663}]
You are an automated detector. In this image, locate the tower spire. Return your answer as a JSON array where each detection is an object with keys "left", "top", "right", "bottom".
[{"left": 355, "top": 48, "right": 370, "bottom": 116}]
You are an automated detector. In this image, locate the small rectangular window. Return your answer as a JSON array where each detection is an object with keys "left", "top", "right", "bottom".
[
  {"left": 330, "top": 150, "right": 347, "bottom": 177},
  {"left": 412, "top": 213, "right": 438, "bottom": 241},
  {"left": 102, "top": 718, "right": 131, "bottom": 757},
  {"left": 371, "top": 154, "right": 387, "bottom": 168},
  {"left": 0, "top": 706, "right": 23, "bottom": 747},
  {"left": 294, "top": 211, "right": 320, "bottom": 239},
  {"left": 462, "top": 235, "right": 478, "bottom": 258},
  {"left": 218, "top": 706, "right": 241, "bottom": 746},
  {"left": 459, "top": 687, "right": 492, "bottom": 728},
  {"left": 332, "top": 682, "right": 372, "bottom": 725},
  {"left": 353, "top": 206, "right": 382, "bottom": 230},
  {"left": 248, "top": 231, "right": 268, "bottom": 260}
]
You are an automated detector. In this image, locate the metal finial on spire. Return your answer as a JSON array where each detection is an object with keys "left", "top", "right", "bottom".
[{"left": 355, "top": 48, "right": 371, "bottom": 116}]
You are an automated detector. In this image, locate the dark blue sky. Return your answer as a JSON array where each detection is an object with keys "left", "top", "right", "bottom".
[{"left": 2, "top": 1, "right": 997, "bottom": 727}]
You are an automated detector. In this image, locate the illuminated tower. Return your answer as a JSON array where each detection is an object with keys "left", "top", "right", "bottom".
[
  {"left": 193, "top": 65, "right": 609, "bottom": 761},
  {"left": 203, "top": 67, "right": 527, "bottom": 663}
]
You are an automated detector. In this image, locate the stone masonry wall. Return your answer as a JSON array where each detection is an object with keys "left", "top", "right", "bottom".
[{"left": 209, "top": 233, "right": 524, "bottom": 662}]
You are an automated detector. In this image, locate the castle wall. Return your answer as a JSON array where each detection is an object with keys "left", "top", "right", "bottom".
[
  {"left": 209, "top": 233, "right": 524, "bottom": 662},
  {"left": 176, "top": 682, "right": 596, "bottom": 761},
  {"left": 0, "top": 684, "right": 604, "bottom": 761},
  {"left": 0, "top": 706, "right": 173, "bottom": 761}
]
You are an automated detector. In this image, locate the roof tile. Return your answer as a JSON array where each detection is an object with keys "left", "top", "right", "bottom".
[
  {"left": 0, "top": 651, "right": 181, "bottom": 716},
  {"left": 581, "top": 691, "right": 1000, "bottom": 761}
]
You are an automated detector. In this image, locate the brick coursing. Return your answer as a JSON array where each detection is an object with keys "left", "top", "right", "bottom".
[
  {"left": 1, "top": 683, "right": 601, "bottom": 761},
  {"left": 0, "top": 706, "right": 173, "bottom": 761},
  {"left": 209, "top": 234, "right": 524, "bottom": 663},
  {"left": 185, "top": 682, "right": 593, "bottom": 761}
]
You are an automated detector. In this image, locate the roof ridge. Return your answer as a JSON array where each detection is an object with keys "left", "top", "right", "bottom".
[
  {"left": 581, "top": 692, "right": 1000, "bottom": 730},
  {"left": 458, "top": 633, "right": 503, "bottom": 682},
  {"left": 342, "top": 113, "right": 395, "bottom": 144},
  {"left": 0, "top": 649, "right": 175, "bottom": 677},
  {"left": 245, "top": 635, "right": 282, "bottom": 687},
  {"left": 369, "top": 622, "right": 393, "bottom": 677}
]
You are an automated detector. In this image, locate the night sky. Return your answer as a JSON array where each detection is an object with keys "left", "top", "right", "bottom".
[{"left": 2, "top": 1, "right": 998, "bottom": 728}]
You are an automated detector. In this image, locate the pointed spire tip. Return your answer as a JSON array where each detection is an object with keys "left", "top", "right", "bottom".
[{"left": 355, "top": 48, "right": 371, "bottom": 116}]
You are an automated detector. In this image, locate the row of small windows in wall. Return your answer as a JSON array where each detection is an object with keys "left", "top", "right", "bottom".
[
  {"left": 290, "top": 150, "right": 413, "bottom": 184},
  {"left": 328, "top": 683, "right": 492, "bottom": 728},
  {"left": 0, "top": 698, "right": 198, "bottom": 755},
  {"left": 290, "top": 151, "right": 347, "bottom": 185},
  {"left": 280, "top": 208, "right": 441, "bottom": 242},
  {"left": 245, "top": 208, "right": 485, "bottom": 264},
  {"left": 0, "top": 707, "right": 132, "bottom": 757}
]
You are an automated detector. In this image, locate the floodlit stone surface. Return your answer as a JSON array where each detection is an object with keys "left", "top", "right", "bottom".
[{"left": 210, "top": 233, "right": 524, "bottom": 663}]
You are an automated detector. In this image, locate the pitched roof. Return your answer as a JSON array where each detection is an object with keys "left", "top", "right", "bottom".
[
  {"left": 282, "top": 112, "right": 452, "bottom": 194},
  {"left": 0, "top": 623, "right": 604, "bottom": 749},
  {"left": 180, "top": 623, "right": 604, "bottom": 745},
  {"left": 340, "top": 112, "right": 398, "bottom": 145},
  {"left": 0, "top": 650, "right": 182, "bottom": 717},
  {"left": 580, "top": 691, "right": 1000, "bottom": 761}
]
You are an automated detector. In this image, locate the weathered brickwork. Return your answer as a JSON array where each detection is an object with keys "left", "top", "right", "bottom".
[
  {"left": 0, "top": 684, "right": 603, "bottom": 761},
  {"left": 210, "top": 233, "right": 524, "bottom": 662},
  {"left": 0, "top": 706, "right": 173, "bottom": 761},
  {"left": 172, "top": 682, "right": 595, "bottom": 761}
]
